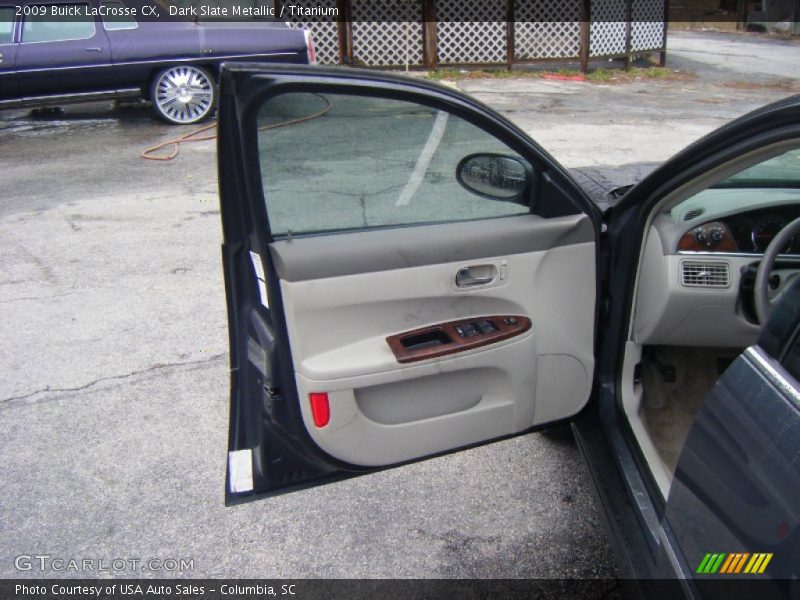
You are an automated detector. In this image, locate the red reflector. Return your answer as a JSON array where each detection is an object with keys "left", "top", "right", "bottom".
[{"left": 309, "top": 393, "right": 330, "bottom": 428}]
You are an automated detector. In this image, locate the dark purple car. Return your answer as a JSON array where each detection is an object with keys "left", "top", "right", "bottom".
[{"left": 0, "top": 0, "right": 314, "bottom": 123}]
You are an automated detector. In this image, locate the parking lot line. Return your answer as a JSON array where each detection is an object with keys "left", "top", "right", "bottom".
[{"left": 395, "top": 110, "right": 449, "bottom": 207}]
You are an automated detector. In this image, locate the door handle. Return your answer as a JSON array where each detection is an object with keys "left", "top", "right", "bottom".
[
  {"left": 85, "top": 47, "right": 103, "bottom": 52},
  {"left": 456, "top": 265, "right": 497, "bottom": 288}
]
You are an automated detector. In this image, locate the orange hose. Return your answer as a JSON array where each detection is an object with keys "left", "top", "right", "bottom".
[{"left": 141, "top": 94, "right": 333, "bottom": 162}]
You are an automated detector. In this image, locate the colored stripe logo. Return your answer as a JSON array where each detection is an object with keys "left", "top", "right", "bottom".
[{"left": 696, "top": 552, "right": 773, "bottom": 574}]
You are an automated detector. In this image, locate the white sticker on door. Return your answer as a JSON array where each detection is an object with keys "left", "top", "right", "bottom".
[
  {"left": 228, "top": 449, "right": 254, "bottom": 493},
  {"left": 249, "top": 251, "right": 269, "bottom": 308}
]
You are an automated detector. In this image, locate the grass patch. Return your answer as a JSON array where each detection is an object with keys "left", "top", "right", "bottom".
[
  {"left": 427, "top": 68, "right": 543, "bottom": 81},
  {"left": 426, "top": 66, "right": 694, "bottom": 84},
  {"left": 586, "top": 67, "right": 696, "bottom": 83}
]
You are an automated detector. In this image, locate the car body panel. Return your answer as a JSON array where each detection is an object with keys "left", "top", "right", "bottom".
[
  {"left": 0, "top": 0, "right": 308, "bottom": 108},
  {"left": 13, "top": 6, "right": 113, "bottom": 97},
  {"left": 104, "top": 21, "right": 306, "bottom": 98},
  {"left": 0, "top": 4, "right": 19, "bottom": 83}
]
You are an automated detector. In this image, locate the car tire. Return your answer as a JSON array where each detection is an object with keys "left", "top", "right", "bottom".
[{"left": 150, "top": 65, "right": 216, "bottom": 125}]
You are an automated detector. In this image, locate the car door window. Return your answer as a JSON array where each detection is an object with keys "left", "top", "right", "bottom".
[
  {"left": 21, "top": 4, "right": 94, "bottom": 43},
  {"left": 101, "top": 1, "right": 137, "bottom": 30},
  {"left": 779, "top": 326, "right": 800, "bottom": 382},
  {"left": 0, "top": 7, "right": 14, "bottom": 43},
  {"left": 257, "top": 92, "right": 533, "bottom": 236},
  {"left": 717, "top": 148, "right": 800, "bottom": 188}
]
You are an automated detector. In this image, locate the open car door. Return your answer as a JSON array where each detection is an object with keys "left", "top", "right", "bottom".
[
  {"left": 218, "top": 65, "right": 602, "bottom": 501},
  {"left": 571, "top": 95, "right": 800, "bottom": 592}
]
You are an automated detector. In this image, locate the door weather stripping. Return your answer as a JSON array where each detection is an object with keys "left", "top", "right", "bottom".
[{"left": 746, "top": 346, "right": 800, "bottom": 409}]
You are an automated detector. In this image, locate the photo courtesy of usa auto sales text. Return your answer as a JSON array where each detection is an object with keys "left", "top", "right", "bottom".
[{"left": 15, "top": 584, "right": 299, "bottom": 596}]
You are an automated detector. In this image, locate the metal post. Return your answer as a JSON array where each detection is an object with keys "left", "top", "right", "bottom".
[
  {"left": 423, "top": 0, "right": 437, "bottom": 70},
  {"left": 405, "top": 0, "right": 410, "bottom": 73},
  {"left": 336, "top": 0, "right": 351, "bottom": 65},
  {"left": 624, "top": 0, "right": 632, "bottom": 71},
  {"left": 736, "top": 0, "right": 746, "bottom": 31},
  {"left": 507, "top": 0, "right": 515, "bottom": 71},
  {"left": 659, "top": 0, "right": 668, "bottom": 67},
  {"left": 579, "top": 0, "right": 590, "bottom": 73}
]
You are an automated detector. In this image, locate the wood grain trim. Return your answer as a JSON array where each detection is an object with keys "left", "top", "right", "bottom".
[
  {"left": 386, "top": 316, "right": 532, "bottom": 364},
  {"left": 677, "top": 221, "right": 738, "bottom": 253}
]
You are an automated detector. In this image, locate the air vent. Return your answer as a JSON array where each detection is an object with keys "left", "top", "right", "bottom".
[
  {"left": 681, "top": 261, "right": 730, "bottom": 288},
  {"left": 684, "top": 208, "right": 706, "bottom": 221}
]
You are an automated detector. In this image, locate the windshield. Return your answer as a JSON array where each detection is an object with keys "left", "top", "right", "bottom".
[{"left": 713, "top": 148, "right": 800, "bottom": 189}]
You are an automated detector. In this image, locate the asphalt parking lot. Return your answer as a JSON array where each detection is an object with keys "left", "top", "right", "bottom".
[{"left": 1, "top": 31, "right": 799, "bottom": 581}]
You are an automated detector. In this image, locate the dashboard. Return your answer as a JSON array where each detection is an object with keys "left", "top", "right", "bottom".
[
  {"left": 629, "top": 186, "right": 800, "bottom": 351},
  {"left": 677, "top": 205, "right": 800, "bottom": 254}
]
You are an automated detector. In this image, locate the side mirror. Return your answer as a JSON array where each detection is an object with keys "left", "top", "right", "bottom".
[{"left": 456, "top": 153, "right": 532, "bottom": 204}]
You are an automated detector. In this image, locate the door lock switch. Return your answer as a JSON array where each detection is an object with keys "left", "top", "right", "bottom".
[
  {"left": 456, "top": 320, "right": 499, "bottom": 337},
  {"left": 456, "top": 322, "right": 481, "bottom": 337},
  {"left": 464, "top": 324, "right": 480, "bottom": 337}
]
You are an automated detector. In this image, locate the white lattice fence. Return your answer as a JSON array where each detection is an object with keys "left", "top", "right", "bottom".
[
  {"left": 437, "top": 0, "right": 507, "bottom": 64},
  {"left": 631, "top": 0, "right": 665, "bottom": 52},
  {"left": 350, "top": 0, "right": 424, "bottom": 66},
  {"left": 286, "top": 0, "right": 667, "bottom": 69},
  {"left": 590, "top": 0, "right": 627, "bottom": 57},
  {"left": 514, "top": 0, "right": 581, "bottom": 60},
  {"left": 283, "top": 0, "right": 340, "bottom": 65}
]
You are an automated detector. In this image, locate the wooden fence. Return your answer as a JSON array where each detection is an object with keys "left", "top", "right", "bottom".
[{"left": 282, "top": 0, "right": 669, "bottom": 72}]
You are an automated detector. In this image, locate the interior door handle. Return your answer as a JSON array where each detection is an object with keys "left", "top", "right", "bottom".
[{"left": 456, "top": 265, "right": 497, "bottom": 288}]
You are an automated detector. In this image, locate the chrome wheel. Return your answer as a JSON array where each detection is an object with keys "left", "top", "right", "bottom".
[{"left": 152, "top": 65, "right": 215, "bottom": 125}]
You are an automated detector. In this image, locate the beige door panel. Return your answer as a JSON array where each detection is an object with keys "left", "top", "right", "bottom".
[
  {"left": 273, "top": 216, "right": 596, "bottom": 466},
  {"left": 296, "top": 369, "right": 518, "bottom": 467}
]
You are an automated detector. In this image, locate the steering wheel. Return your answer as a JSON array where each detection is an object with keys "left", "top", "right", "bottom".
[{"left": 754, "top": 216, "right": 800, "bottom": 324}]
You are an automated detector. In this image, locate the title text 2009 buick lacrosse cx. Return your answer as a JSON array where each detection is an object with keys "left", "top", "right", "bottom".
[{"left": 216, "top": 65, "right": 800, "bottom": 598}]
